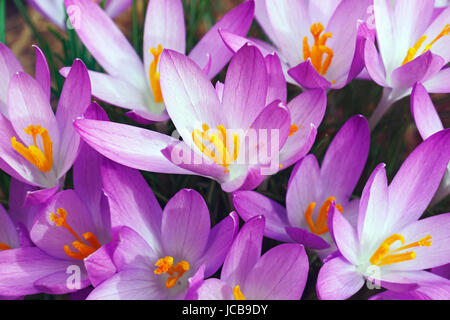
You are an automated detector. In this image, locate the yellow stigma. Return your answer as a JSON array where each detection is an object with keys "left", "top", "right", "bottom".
[
  {"left": 11, "top": 125, "right": 53, "bottom": 173},
  {"left": 0, "top": 243, "right": 11, "bottom": 250},
  {"left": 154, "top": 256, "right": 190, "bottom": 289},
  {"left": 233, "top": 285, "right": 246, "bottom": 300},
  {"left": 192, "top": 124, "right": 240, "bottom": 173},
  {"left": 50, "top": 208, "right": 101, "bottom": 260},
  {"left": 370, "top": 234, "right": 432, "bottom": 267},
  {"left": 149, "top": 44, "right": 164, "bottom": 103},
  {"left": 289, "top": 124, "right": 298, "bottom": 137},
  {"left": 303, "top": 22, "right": 334, "bottom": 76},
  {"left": 402, "top": 24, "right": 450, "bottom": 65},
  {"left": 304, "top": 196, "right": 343, "bottom": 235}
]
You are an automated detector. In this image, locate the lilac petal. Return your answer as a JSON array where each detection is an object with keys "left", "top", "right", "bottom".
[
  {"left": 23, "top": 185, "right": 60, "bottom": 206},
  {"left": 125, "top": 111, "right": 155, "bottom": 125},
  {"left": 64, "top": 0, "right": 146, "bottom": 88},
  {"left": 194, "top": 279, "right": 234, "bottom": 300},
  {"left": 188, "top": 0, "right": 255, "bottom": 79},
  {"left": 112, "top": 226, "right": 157, "bottom": 273},
  {"left": 317, "top": 256, "right": 364, "bottom": 300},
  {"left": 236, "top": 167, "right": 266, "bottom": 191},
  {"left": 285, "top": 227, "right": 330, "bottom": 250},
  {"left": 321, "top": 115, "right": 370, "bottom": 202},
  {"left": 265, "top": 52, "right": 286, "bottom": 104},
  {"left": 101, "top": 159, "right": 163, "bottom": 253},
  {"left": 387, "top": 129, "right": 450, "bottom": 228},
  {"left": 161, "top": 189, "right": 211, "bottom": 261},
  {"left": 432, "top": 263, "right": 450, "bottom": 280},
  {"left": 221, "top": 216, "right": 265, "bottom": 287},
  {"left": 357, "top": 163, "right": 389, "bottom": 248},
  {"left": 388, "top": 213, "right": 450, "bottom": 271},
  {"left": 8, "top": 178, "right": 38, "bottom": 230},
  {"left": 27, "top": 0, "right": 66, "bottom": 29},
  {"left": 286, "top": 155, "right": 321, "bottom": 228},
  {"left": 288, "top": 60, "right": 331, "bottom": 89},
  {"left": 198, "top": 212, "right": 239, "bottom": 277},
  {"left": 363, "top": 37, "right": 388, "bottom": 87},
  {"left": 411, "top": 82, "right": 443, "bottom": 140},
  {"left": 233, "top": 190, "right": 291, "bottom": 242},
  {"left": 104, "top": 0, "right": 132, "bottom": 17},
  {"left": 143, "top": 0, "right": 186, "bottom": 77},
  {"left": 222, "top": 44, "right": 268, "bottom": 129},
  {"left": 391, "top": 51, "right": 445, "bottom": 89},
  {"left": 159, "top": 49, "right": 222, "bottom": 144},
  {"left": 219, "top": 29, "right": 276, "bottom": 57},
  {"left": 87, "top": 268, "right": 166, "bottom": 300},
  {"left": 0, "top": 42, "right": 23, "bottom": 112},
  {"left": 55, "top": 59, "right": 91, "bottom": 177},
  {"left": 34, "top": 268, "right": 90, "bottom": 294},
  {"left": 0, "top": 204, "right": 19, "bottom": 249},
  {"left": 253, "top": 0, "right": 278, "bottom": 43},
  {"left": 423, "top": 6, "right": 450, "bottom": 63},
  {"left": 424, "top": 68, "right": 450, "bottom": 93},
  {"left": 244, "top": 244, "right": 308, "bottom": 300},
  {"left": 32, "top": 45, "right": 50, "bottom": 100},
  {"left": 8, "top": 72, "right": 59, "bottom": 150},
  {"left": 30, "top": 190, "right": 97, "bottom": 260},
  {"left": 0, "top": 247, "right": 79, "bottom": 297},
  {"left": 185, "top": 264, "right": 206, "bottom": 300},
  {"left": 84, "top": 242, "right": 116, "bottom": 287},
  {"left": 328, "top": 203, "right": 359, "bottom": 265},
  {"left": 73, "top": 118, "right": 190, "bottom": 174}
]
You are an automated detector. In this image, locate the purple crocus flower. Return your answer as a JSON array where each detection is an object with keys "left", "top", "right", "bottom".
[
  {"left": 317, "top": 129, "right": 450, "bottom": 300},
  {"left": 411, "top": 82, "right": 449, "bottom": 205},
  {"left": 73, "top": 44, "right": 326, "bottom": 192},
  {"left": 187, "top": 216, "right": 309, "bottom": 300},
  {"left": 61, "top": 0, "right": 254, "bottom": 123},
  {"left": 86, "top": 160, "right": 238, "bottom": 300},
  {"left": 233, "top": 115, "right": 370, "bottom": 259},
  {"left": 26, "top": 0, "right": 132, "bottom": 29},
  {"left": 364, "top": 0, "right": 450, "bottom": 128},
  {"left": 0, "top": 104, "right": 114, "bottom": 297},
  {"left": 0, "top": 58, "right": 91, "bottom": 196},
  {"left": 221, "top": 0, "right": 371, "bottom": 90}
]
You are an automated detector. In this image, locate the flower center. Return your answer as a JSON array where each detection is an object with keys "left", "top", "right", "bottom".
[
  {"left": 304, "top": 196, "right": 343, "bottom": 235},
  {"left": 303, "top": 22, "right": 334, "bottom": 76},
  {"left": 50, "top": 208, "right": 101, "bottom": 260},
  {"left": 154, "top": 256, "right": 190, "bottom": 289},
  {"left": 149, "top": 44, "right": 164, "bottom": 103},
  {"left": 402, "top": 24, "right": 449, "bottom": 65},
  {"left": 11, "top": 125, "right": 53, "bottom": 173},
  {"left": 0, "top": 243, "right": 11, "bottom": 250},
  {"left": 370, "top": 234, "right": 432, "bottom": 267},
  {"left": 233, "top": 285, "right": 245, "bottom": 300},
  {"left": 192, "top": 124, "right": 240, "bottom": 173}
]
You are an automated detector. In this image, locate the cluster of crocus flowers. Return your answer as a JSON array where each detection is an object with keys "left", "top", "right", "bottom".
[
  {"left": 73, "top": 44, "right": 326, "bottom": 192},
  {"left": 61, "top": 0, "right": 255, "bottom": 123},
  {"left": 233, "top": 115, "right": 370, "bottom": 259},
  {"left": 365, "top": 0, "right": 450, "bottom": 128}
]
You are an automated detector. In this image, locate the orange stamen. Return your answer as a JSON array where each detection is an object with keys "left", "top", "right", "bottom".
[
  {"left": 304, "top": 197, "right": 343, "bottom": 235},
  {"left": 154, "top": 256, "right": 190, "bottom": 289},
  {"left": 11, "top": 125, "right": 53, "bottom": 173},
  {"left": 370, "top": 234, "right": 432, "bottom": 267},
  {"left": 0, "top": 243, "right": 11, "bottom": 250},
  {"left": 50, "top": 208, "right": 101, "bottom": 260},
  {"left": 289, "top": 124, "right": 299, "bottom": 136},
  {"left": 303, "top": 23, "right": 334, "bottom": 75},
  {"left": 233, "top": 285, "right": 246, "bottom": 300},
  {"left": 149, "top": 45, "right": 164, "bottom": 103}
]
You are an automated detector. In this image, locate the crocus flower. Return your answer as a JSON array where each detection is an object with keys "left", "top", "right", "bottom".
[
  {"left": 411, "top": 82, "right": 449, "bottom": 205},
  {"left": 61, "top": 0, "right": 254, "bottom": 123},
  {"left": 0, "top": 58, "right": 91, "bottom": 195},
  {"left": 364, "top": 0, "right": 450, "bottom": 128},
  {"left": 187, "top": 215, "right": 309, "bottom": 300},
  {"left": 86, "top": 160, "right": 238, "bottom": 300},
  {"left": 74, "top": 44, "right": 326, "bottom": 192},
  {"left": 317, "top": 129, "right": 450, "bottom": 300},
  {"left": 233, "top": 115, "right": 370, "bottom": 259},
  {"left": 0, "top": 104, "right": 114, "bottom": 297},
  {"left": 27, "top": 0, "right": 132, "bottom": 29},
  {"left": 0, "top": 44, "right": 50, "bottom": 117},
  {"left": 221, "top": 0, "right": 371, "bottom": 90}
]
